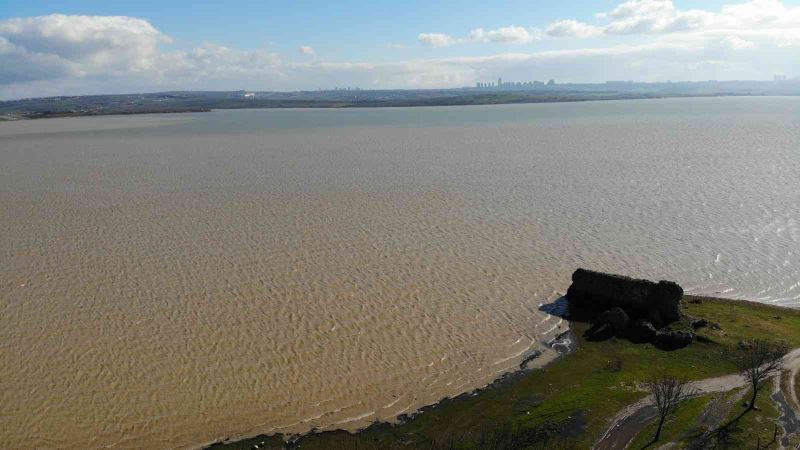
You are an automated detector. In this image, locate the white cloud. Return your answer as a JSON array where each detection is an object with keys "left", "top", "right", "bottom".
[
  {"left": 420, "top": 26, "right": 539, "bottom": 47},
  {"left": 546, "top": 20, "right": 603, "bottom": 38},
  {"left": 469, "top": 26, "right": 540, "bottom": 44},
  {"left": 0, "top": 35, "right": 778, "bottom": 99},
  {"left": 549, "top": 0, "right": 800, "bottom": 40},
  {"left": 418, "top": 33, "right": 458, "bottom": 47},
  {"left": 299, "top": 45, "right": 315, "bottom": 56},
  {"left": 0, "top": 14, "right": 167, "bottom": 84},
  {"left": 169, "top": 44, "right": 283, "bottom": 81},
  {"left": 603, "top": 4, "right": 714, "bottom": 35},
  {"left": 718, "top": 0, "right": 800, "bottom": 28},
  {"left": 430, "top": 0, "right": 800, "bottom": 47},
  {"left": 608, "top": 0, "right": 676, "bottom": 20},
  {"left": 719, "top": 35, "right": 757, "bottom": 50},
  {"left": 1, "top": 6, "right": 799, "bottom": 99}
]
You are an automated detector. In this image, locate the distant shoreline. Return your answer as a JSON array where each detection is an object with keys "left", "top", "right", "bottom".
[
  {"left": 0, "top": 108, "right": 212, "bottom": 121},
  {"left": 1, "top": 91, "right": 795, "bottom": 122}
]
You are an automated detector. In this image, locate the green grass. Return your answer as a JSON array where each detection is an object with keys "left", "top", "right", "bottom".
[
  {"left": 626, "top": 382, "right": 785, "bottom": 450},
  {"left": 710, "top": 387, "right": 783, "bottom": 449},
  {"left": 627, "top": 394, "right": 715, "bottom": 449},
  {"left": 683, "top": 298, "right": 800, "bottom": 348},
  {"left": 210, "top": 296, "right": 800, "bottom": 449}
]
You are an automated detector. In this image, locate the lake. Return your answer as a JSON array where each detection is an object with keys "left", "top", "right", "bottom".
[{"left": 1, "top": 97, "right": 798, "bottom": 449}]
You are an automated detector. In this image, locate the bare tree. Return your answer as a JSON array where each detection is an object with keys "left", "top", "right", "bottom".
[
  {"left": 738, "top": 339, "right": 789, "bottom": 410},
  {"left": 646, "top": 376, "right": 694, "bottom": 442}
]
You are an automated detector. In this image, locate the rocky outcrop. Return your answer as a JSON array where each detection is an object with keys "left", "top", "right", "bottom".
[
  {"left": 585, "top": 307, "right": 630, "bottom": 341},
  {"left": 654, "top": 330, "right": 694, "bottom": 350},
  {"left": 691, "top": 318, "right": 720, "bottom": 330},
  {"left": 567, "top": 269, "right": 693, "bottom": 350},
  {"left": 597, "top": 307, "right": 630, "bottom": 333},
  {"left": 628, "top": 319, "right": 657, "bottom": 343},
  {"left": 566, "top": 268, "right": 683, "bottom": 327}
]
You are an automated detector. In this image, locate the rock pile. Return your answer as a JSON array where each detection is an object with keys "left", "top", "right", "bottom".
[{"left": 566, "top": 268, "right": 694, "bottom": 350}]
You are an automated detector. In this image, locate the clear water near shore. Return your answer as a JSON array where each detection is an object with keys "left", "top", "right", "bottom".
[{"left": 1, "top": 97, "right": 799, "bottom": 449}]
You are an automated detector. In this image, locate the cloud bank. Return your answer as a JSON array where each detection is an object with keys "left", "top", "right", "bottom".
[
  {"left": 419, "top": 26, "right": 540, "bottom": 47},
  {"left": 0, "top": 14, "right": 167, "bottom": 85},
  {"left": 548, "top": 0, "right": 800, "bottom": 41},
  {"left": 1, "top": 2, "right": 799, "bottom": 99}
]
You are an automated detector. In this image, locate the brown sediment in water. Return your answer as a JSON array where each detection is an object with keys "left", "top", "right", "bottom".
[
  {"left": 205, "top": 329, "right": 575, "bottom": 449},
  {"left": 1, "top": 187, "right": 569, "bottom": 449},
  {"left": 2, "top": 100, "right": 800, "bottom": 449}
]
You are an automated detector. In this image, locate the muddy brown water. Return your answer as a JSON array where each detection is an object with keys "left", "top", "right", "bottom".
[{"left": 2, "top": 98, "right": 799, "bottom": 449}]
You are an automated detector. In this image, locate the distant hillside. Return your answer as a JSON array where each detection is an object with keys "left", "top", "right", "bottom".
[{"left": 1, "top": 80, "right": 798, "bottom": 120}]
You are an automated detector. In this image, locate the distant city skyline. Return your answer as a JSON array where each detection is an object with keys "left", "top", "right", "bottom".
[{"left": 1, "top": 0, "right": 799, "bottom": 99}]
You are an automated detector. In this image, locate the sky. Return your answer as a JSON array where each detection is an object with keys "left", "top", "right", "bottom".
[{"left": 0, "top": 0, "right": 799, "bottom": 99}]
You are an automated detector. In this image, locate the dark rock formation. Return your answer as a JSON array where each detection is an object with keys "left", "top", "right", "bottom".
[
  {"left": 585, "top": 307, "right": 630, "bottom": 341},
  {"left": 690, "top": 318, "right": 721, "bottom": 330},
  {"left": 597, "top": 307, "right": 630, "bottom": 333},
  {"left": 566, "top": 269, "right": 698, "bottom": 350},
  {"left": 585, "top": 322, "right": 615, "bottom": 342},
  {"left": 566, "top": 268, "right": 683, "bottom": 327},
  {"left": 654, "top": 330, "right": 694, "bottom": 350},
  {"left": 691, "top": 318, "right": 709, "bottom": 329},
  {"left": 627, "top": 319, "right": 657, "bottom": 343}
]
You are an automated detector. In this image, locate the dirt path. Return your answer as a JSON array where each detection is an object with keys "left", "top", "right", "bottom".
[
  {"left": 773, "top": 375, "right": 800, "bottom": 448},
  {"left": 594, "top": 405, "right": 657, "bottom": 450},
  {"left": 593, "top": 348, "right": 800, "bottom": 450},
  {"left": 787, "top": 365, "right": 800, "bottom": 415},
  {"left": 696, "top": 389, "right": 746, "bottom": 431}
]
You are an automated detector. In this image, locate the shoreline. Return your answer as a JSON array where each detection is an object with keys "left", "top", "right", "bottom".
[
  {"left": 2, "top": 92, "right": 791, "bottom": 122},
  {"left": 202, "top": 296, "right": 800, "bottom": 449},
  {"left": 205, "top": 328, "right": 576, "bottom": 449},
  {"left": 0, "top": 108, "right": 211, "bottom": 121}
]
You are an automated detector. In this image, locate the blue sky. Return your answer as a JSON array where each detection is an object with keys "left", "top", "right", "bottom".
[
  {"left": 0, "top": 0, "right": 798, "bottom": 98},
  {"left": 0, "top": 0, "right": 733, "bottom": 59}
]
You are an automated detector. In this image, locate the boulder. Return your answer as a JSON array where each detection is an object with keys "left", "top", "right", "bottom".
[
  {"left": 691, "top": 318, "right": 721, "bottom": 330},
  {"left": 585, "top": 307, "right": 630, "bottom": 341},
  {"left": 566, "top": 269, "right": 683, "bottom": 327},
  {"left": 596, "top": 307, "right": 630, "bottom": 334},
  {"left": 584, "top": 322, "right": 615, "bottom": 342},
  {"left": 654, "top": 330, "right": 694, "bottom": 350},
  {"left": 691, "top": 318, "right": 709, "bottom": 329},
  {"left": 627, "top": 319, "right": 657, "bottom": 343}
]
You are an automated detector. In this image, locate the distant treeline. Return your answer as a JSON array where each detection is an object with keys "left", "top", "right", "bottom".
[{"left": 1, "top": 83, "right": 798, "bottom": 120}]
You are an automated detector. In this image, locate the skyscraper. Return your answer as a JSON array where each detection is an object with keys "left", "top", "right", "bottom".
[{"left": 497, "top": 77, "right": 503, "bottom": 88}]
